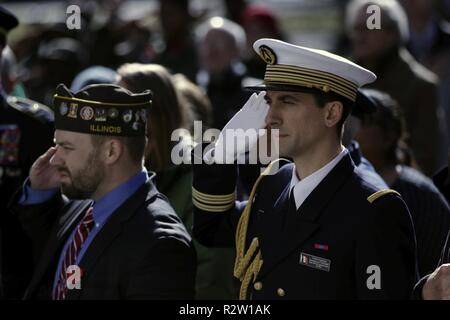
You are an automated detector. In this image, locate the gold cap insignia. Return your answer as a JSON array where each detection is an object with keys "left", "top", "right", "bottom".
[{"left": 259, "top": 45, "right": 277, "bottom": 65}]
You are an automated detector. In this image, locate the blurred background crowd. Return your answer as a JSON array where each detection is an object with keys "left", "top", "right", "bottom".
[
  {"left": 3, "top": 0, "right": 450, "bottom": 171},
  {"left": 2, "top": 0, "right": 450, "bottom": 299}
]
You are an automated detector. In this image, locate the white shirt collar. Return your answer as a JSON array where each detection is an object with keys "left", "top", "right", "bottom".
[{"left": 289, "top": 148, "right": 348, "bottom": 210}]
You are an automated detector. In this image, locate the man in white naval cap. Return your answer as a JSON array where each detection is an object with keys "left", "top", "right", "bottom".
[{"left": 191, "top": 38, "right": 417, "bottom": 299}]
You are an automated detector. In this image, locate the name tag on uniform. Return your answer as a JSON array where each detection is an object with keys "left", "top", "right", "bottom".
[{"left": 299, "top": 252, "right": 331, "bottom": 272}]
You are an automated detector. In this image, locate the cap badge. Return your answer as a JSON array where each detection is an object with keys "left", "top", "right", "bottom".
[
  {"left": 60, "top": 102, "right": 68, "bottom": 116},
  {"left": 259, "top": 45, "right": 277, "bottom": 65},
  {"left": 80, "top": 106, "right": 94, "bottom": 121},
  {"left": 123, "top": 110, "right": 133, "bottom": 123},
  {"left": 67, "top": 103, "right": 78, "bottom": 119},
  {"left": 108, "top": 108, "right": 119, "bottom": 119},
  {"left": 94, "top": 108, "right": 107, "bottom": 122}
]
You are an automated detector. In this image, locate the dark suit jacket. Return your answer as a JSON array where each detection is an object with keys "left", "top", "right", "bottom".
[
  {"left": 365, "top": 47, "right": 446, "bottom": 176},
  {"left": 193, "top": 153, "right": 417, "bottom": 299},
  {"left": 433, "top": 168, "right": 450, "bottom": 267},
  {"left": 8, "top": 179, "right": 196, "bottom": 300},
  {"left": 0, "top": 93, "right": 54, "bottom": 299},
  {"left": 412, "top": 167, "right": 450, "bottom": 299}
]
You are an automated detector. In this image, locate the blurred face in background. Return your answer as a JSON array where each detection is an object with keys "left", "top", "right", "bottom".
[
  {"left": 349, "top": 5, "right": 400, "bottom": 63},
  {"left": 199, "top": 28, "right": 239, "bottom": 75},
  {"left": 159, "top": 0, "right": 190, "bottom": 40}
]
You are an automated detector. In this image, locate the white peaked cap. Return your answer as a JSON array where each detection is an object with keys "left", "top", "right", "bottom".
[{"left": 248, "top": 38, "right": 377, "bottom": 102}]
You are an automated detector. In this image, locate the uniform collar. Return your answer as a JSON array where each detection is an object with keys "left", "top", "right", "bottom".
[{"left": 289, "top": 148, "right": 349, "bottom": 210}]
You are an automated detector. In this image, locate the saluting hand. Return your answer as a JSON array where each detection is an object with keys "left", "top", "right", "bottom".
[
  {"left": 213, "top": 92, "right": 269, "bottom": 164},
  {"left": 422, "top": 263, "right": 450, "bottom": 300},
  {"left": 30, "top": 147, "right": 61, "bottom": 190}
]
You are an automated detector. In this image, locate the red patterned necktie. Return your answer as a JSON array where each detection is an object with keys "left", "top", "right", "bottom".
[{"left": 53, "top": 206, "right": 95, "bottom": 300}]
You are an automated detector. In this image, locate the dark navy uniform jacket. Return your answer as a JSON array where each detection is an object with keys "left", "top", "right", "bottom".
[
  {"left": 193, "top": 150, "right": 417, "bottom": 299},
  {"left": 413, "top": 167, "right": 450, "bottom": 299},
  {"left": 0, "top": 92, "right": 54, "bottom": 299},
  {"left": 348, "top": 141, "right": 388, "bottom": 190},
  {"left": 433, "top": 167, "right": 450, "bottom": 266}
]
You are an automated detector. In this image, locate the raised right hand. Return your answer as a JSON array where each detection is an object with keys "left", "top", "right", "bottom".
[
  {"left": 213, "top": 92, "right": 269, "bottom": 164},
  {"left": 29, "top": 147, "right": 61, "bottom": 190}
]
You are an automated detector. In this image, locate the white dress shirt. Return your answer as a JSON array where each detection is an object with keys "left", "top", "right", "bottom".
[{"left": 289, "top": 148, "right": 349, "bottom": 210}]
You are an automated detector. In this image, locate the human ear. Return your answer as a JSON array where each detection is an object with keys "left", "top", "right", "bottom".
[
  {"left": 104, "top": 139, "right": 123, "bottom": 165},
  {"left": 324, "top": 101, "right": 343, "bottom": 128}
]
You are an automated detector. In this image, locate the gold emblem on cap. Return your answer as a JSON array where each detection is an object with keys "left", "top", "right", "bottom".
[
  {"left": 259, "top": 45, "right": 277, "bottom": 65},
  {"left": 67, "top": 103, "right": 78, "bottom": 119}
]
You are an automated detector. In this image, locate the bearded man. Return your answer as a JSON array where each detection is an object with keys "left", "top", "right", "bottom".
[{"left": 8, "top": 83, "right": 196, "bottom": 300}]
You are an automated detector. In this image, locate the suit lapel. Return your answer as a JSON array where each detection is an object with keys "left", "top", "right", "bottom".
[
  {"left": 257, "top": 154, "right": 355, "bottom": 278},
  {"left": 24, "top": 200, "right": 92, "bottom": 299},
  {"left": 68, "top": 181, "right": 158, "bottom": 299}
]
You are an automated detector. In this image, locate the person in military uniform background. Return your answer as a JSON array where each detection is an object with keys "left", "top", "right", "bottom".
[
  {"left": 192, "top": 38, "right": 417, "bottom": 299},
  {"left": 0, "top": 6, "right": 54, "bottom": 299}
]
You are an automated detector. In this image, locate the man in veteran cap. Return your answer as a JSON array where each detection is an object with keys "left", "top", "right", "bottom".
[
  {"left": 192, "top": 38, "right": 417, "bottom": 299},
  {"left": 0, "top": 6, "right": 54, "bottom": 299},
  {"left": 8, "top": 83, "right": 196, "bottom": 300}
]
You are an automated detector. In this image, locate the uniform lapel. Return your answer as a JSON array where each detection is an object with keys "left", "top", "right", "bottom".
[
  {"left": 256, "top": 183, "right": 290, "bottom": 257},
  {"left": 257, "top": 154, "right": 355, "bottom": 278}
]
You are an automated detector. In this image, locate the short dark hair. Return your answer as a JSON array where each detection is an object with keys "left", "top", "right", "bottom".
[
  {"left": 91, "top": 135, "right": 147, "bottom": 164},
  {"left": 359, "top": 90, "right": 410, "bottom": 166},
  {"left": 312, "top": 91, "right": 354, "bottom": 138}
]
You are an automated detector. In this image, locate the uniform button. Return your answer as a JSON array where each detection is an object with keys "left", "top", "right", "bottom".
[
  {"left": 277, "top": 288, "right": 286, "bottom": 297},
  {"left": 254, "top": 281, "right": 263, "bottom": 291}
]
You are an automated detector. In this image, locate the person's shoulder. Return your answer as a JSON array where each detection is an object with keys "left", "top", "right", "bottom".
[
  {"left": 349, "top": 171, "right": 405, "bottom": 211},
  {"left": 399, "top": 48, "right": 439, "bottom": 86},
  {"left": 397, "top": 166, "right": 440, "bottom": 192},
  {"left": 354, "top": 163, "right": 388, "bottom": 190},
  {"left": 350, "top": 177, "right": 411, "bottom": 227},
  {"left": 396, "top": 166, "right": 449, "bottom": 207},
  {"left": 7, "top": 96, "right": 54, "bottom": 125},
  {"left": 261, "top": 158, "right": 293, "bottom": 179},
  {"left": 138, "top": 191, "right": 192, "bottom": 242},
  {"left": 365, "top": 188, "right": 404, "bottom": 206},
  {"left": 256, "top": 158, "right": 293, "bottom": 189}
]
